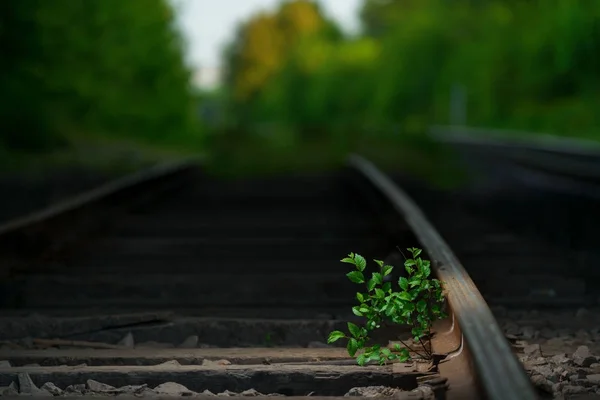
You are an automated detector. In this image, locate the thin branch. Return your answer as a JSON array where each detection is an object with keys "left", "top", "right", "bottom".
[
  {"left": 394, "top": 338, "right": 429, "bottom": 360},
  {"left": 417, "top": 336, "right": 432, "bottom": 357}
]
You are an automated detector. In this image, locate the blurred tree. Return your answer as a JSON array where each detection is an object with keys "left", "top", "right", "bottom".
[
  {"left": 223, "top": 0, "right": 341, "bottom": 123},
  {"left": 359, "top": 0, "right": 429, "bottom": 37},
  {"left": 0, "top": 0, "right": 199, "bottom": 154},
  {"left": 0, "top": 0, "right": 63, "bottom": 151},
  {"left": 219, "top": 0, "right": 600, "bottom": 145}
]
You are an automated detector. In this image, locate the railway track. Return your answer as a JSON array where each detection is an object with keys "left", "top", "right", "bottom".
[{"left": 0, "top": 155, "right": 542, "bottom": 399}]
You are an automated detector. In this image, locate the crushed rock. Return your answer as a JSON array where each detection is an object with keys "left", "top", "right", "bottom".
[
  {"left": 345, "top": 386, "right": 402, "bottom": 397},
  {"left": 2, "top": 379, "right": 273, "bottom": 397},
  {"left": 520, "top": 341, "right": 600, "bottom": 397},
  {"left": 117, "top": 332, "right": 135, "bottom": 348},
  {"left": 344, "top": 385, "right": 439, "bottom": 399},
  {"left": 178, "top": 335, "right": 199, "bottom": 348},
  {"left": 153, "top": 382, "right": 195, "bottom": 396}
]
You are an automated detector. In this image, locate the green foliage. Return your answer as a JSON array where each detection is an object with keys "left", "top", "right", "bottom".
[
  {"left": 0, "top": 0, "right": 201, "bottom": 156},
  {"left": 221, "top": 0, "right": 600, "bottom": 142},
  {"left": 328, "top": 249, "right": 446, "bottom": 366}
]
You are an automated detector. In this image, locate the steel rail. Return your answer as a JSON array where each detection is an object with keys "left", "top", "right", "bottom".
[
  {"left": 0, "top": 159, "right": 198, "bottom": 277},
  {"left": 347, "top": 154, "right": 537, "bottom": 400},
  {"left": 430, "top": 124, "right": 600, "bottom": 156}
]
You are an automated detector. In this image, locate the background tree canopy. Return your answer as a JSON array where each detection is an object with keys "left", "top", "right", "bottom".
[
  {"left": 0, "top": 0, "right": 200, "bottom": 155},
  {"left": 220, "top": 0, "right": 600, "bottom": 140},
  {"left": 3, "top": 0, "right": 600, "bottom": 177}
]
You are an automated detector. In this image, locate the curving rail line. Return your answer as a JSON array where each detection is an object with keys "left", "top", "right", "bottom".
[
  {"left": 348, "top": 155, "right": 537, "bottom": 400},
  {"left": 0, "top": 156, "right": 537, "bottom": 399}
]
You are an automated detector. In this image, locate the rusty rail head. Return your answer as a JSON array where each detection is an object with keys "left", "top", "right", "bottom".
[{"left": 347, "top": 154, "right": 537, "bottom": 400}]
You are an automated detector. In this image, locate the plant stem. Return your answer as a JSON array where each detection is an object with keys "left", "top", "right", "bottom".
[
  {"left": 418, "top": 336, "right": 431, "bottom": 358},
  {"left": 396, "top": 338, "right": 428, "bottom": 359}
]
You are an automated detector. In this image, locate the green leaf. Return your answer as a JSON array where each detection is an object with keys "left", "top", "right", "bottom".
[
  {"left": 340, "top": 257, "right": 354, "bottom": 264},
  {"left": 417, "top": 300, "right": 427, "bottom": 313},
  {"left": 347, "top": 338, "right": 360, "bottom": 357},
  {"left": 382, "top": 265, "right": 393, "bottom": 276},
  {"left": 327, "top": 330, "right": 346, "bottom": 344},
  {"left": 356, "top": 292, "right": 364, "bottom": 303},
  {"left": 346, "top": 271, "right": 365, "bottom": 284},
  {"left": 367, "top": 352, "right": 381, "bottom": 363},
  {"left": 404, "top": 302, "right": 415, "bottom": 312},
  {"left": 382, "top": 282, "right": 392, "bottom": 293},
  {"left": 398, "top": 291, "right": 412, "bottom": 301},
  {"left": 372, "top": 272, "right": 383, "bottom": 284},
  {"left": 359, "top": 306, "right": 370, "bottom": 313},
  {"left": 409, "top": 277, "right": 421, "bottom": 287},
  {"left": 412, "top": 327, "right": 425, "bottom": 339},
  {"left": 354, "top": 254, "right": 367, "bottom": 271},
  {"left": 398, "top": 348, "right": 410, "bottom": 362},
  {"left": 411, "top": 248, "right": 422, "bottom": 257},
  {"left": 422, "top": 264, "right": 431, "bottom": 278},
  {"left": 374, "top": 259, "right": 384, "bottom": 268},
  {"left": 404, "top": 259, "right": 416, "bottom": 267},
  {"left": 356, "top": 353, "right": 367, "bottom": 366},
  {"left": 348, "top": 322, "right": 361, "bottom": 338},
  {"left": 352, "top": 306, "right": 363, "bottom": 317},
  {"left": 375, "top": 288, "right": 385, "bottom": 298},
  {"left": 384, "top": 305, "right": 395, "bottom": 316},
  {"left": 399, "top": 277, "right": 409, "bottom": 291},
  {"left": 367, "top": 278, "right": 377, "bottom": 291}
]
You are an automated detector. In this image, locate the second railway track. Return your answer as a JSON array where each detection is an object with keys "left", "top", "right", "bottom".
[{"left": 0, "top": 155, "right": 544, "bottom": 399}]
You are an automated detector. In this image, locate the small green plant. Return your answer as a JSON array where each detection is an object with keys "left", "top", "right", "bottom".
[
  {"left": 327, "top": 248, "right": 446, "bottom": 366},
  {"left": 264, "top": 332, "right": 273, "bottom": 347}
]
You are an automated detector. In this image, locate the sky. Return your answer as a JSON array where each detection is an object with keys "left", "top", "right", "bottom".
[{"left": 170, "top": 0, "right": 362, "bottom": 71}]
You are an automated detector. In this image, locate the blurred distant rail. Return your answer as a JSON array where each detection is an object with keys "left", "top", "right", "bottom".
[
  {"left": 428, "top": 125, "right": 600, "bottom": 305},
  {"left": 430, "top": 125, "right": 600, "bottom": 195}
]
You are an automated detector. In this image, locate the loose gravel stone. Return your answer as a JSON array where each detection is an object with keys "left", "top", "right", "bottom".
[
  {"left": 218, "top": 390, "right": 238, "bottom": 396},
  {"left": 241, "top": 389, "right": 262, "bottom": 396},
  {"left": 345, "top": 386, "right": 402, "bottom": 397},
  {"left": 531, "top": 374, "right": 554, "bottom": 394},
  {"left": 562, "top": 385, "right": 588, "bottom": 395},
  {"left": 517, "top": 324, "right": 600, "bottom": 398},
  {"left": 573, "top": 346, "right": 596, "bottom": 367},
  {"left": 41, "top": 382, "right": 63, "bottom": 396},
  {"left": 65, "top": 383, "right": 87, "bottom": 393},
  {"left": 118, "top": 332, "right": 135, "bottom": 348},
  {"left": 588, "top": 374, "right": 600, "bottom": 384},
  {"left": 0, "top": 382, "right": 18, "bottom": 397},
  {"left": 18, "top": 372, "right": 52, "bottom": 396},
  {"left": 524, "top": 344, "right": 543, "bottom": 357},
  {"left": 157, "top": 360, "right": 181, "bottom": 367},
  {"left": 521, "top": 326, "right": 536, "bottom": 340},
  {"left": 178, "top": 335, "right": 199, "bottom": 349},
  {"left": 154, "top": 382, "right": 195, "bottom": 396},
  {"left": 86, "top": 379, "right": 118, "bottom": 393}
]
